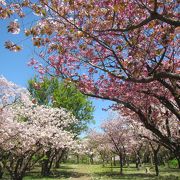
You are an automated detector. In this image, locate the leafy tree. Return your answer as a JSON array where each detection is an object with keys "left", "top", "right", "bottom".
[{"left": 28, "top": 77, "right": 94, "bottom": 135}]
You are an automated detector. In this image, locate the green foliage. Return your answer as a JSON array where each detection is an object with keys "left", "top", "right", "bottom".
[
  {"left": 17, "top": 116, "right": 28, "bottom": 122},
  {"left": 168, "top": 159, "right": 178, "bottom": 168},
  {"left": 28, "top": 77, "right": 94, "bottom": 135},
  {"left": 28, "top": 77, "right": 52, "bottom": 105}
]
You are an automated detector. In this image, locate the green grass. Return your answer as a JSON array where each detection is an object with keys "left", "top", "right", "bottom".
[{"left": 3, "top": 164, "right": 180, "bottom": 180}]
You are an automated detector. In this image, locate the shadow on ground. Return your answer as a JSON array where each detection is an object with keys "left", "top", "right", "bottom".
[
  {"left": 24, "top": 165, "right": 180, "bottom": 180},
  {"left": 93, "top": 171, "right": 154, "bottom": 179},
  {"left": 26, "top": 169, "right": 89, "bottom": 179},
  {"left": 93, "top": 171, "right": 179, "bottom": 180}
]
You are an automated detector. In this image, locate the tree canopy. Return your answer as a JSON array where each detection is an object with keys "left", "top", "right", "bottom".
[{"left": 28, "top": 77, "right": 94, "bottom": 135}]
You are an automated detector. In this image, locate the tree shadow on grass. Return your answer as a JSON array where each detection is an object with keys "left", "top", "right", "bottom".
[
  {"left": 103, "top": 165, "right": 142, "bottom": 170},
  {"left": 160, "top": 168, "right": 180, "bottom": 173},
  {"left": 94, "top": 171, "right": 155, "bottom": 179},
  {"left": 26, "top": 169, "right": 89, "bottom": 179},
  {"left": 56, "top": 165, "right": 74, "bottom": 170},
  {"left": 93, "top": 171, "right": 179, "bottom": 180}
]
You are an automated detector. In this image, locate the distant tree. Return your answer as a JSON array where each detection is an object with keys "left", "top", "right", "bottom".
[{"left": 101, "top": 116, "right": 133, "bottom": 175}]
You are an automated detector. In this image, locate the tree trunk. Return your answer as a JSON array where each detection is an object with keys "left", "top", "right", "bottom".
[
  {"left": 54, "top": 149, "right": 66, "bottom": 168},
  {"left": 55, "top": 159, "right": 60, "bottom": 169},
  {"left": 136, "top": 154, "right": 141, "bottom": 170},
  {"left": 90, "top": 155, "right": 94, "bottom": 164},
  {"left": 162, "top": 157, "right": 166, "bottom": 166},
  {"left": 41, "top": 160, "right": 50, "bottom": 176},
  {"left": 174, "top": 151, "right": 180, "bottom": 169},
  {"left": 0, "top": 172, "right": 4, "bottom": 179},
  {"left": 177, "top": 157, "right": 180, "bottom": 169},
  {"left": 135, "top": 161, "right": 139, "bottom": 169},
  {"left": 76, "top": 154, "right": 79, "bottom": 164},
  {"left": 11, "top": 174, "right": 23, "bottom": 180},
  {"left": 102, "top": 158, "right": 105, "bottom": 167},
  {"left": 135, "top": 149, "right": 142, "bottom": 170},
  {"left": 154, "top": 151, "right": 159, "bottom": 176},
  {"left": 0, "top": 166, "right": 3, "bottom": 179},
  {"left": 150, "top": 153, "right": 153, "bottom": 166},
  {"left": 12, "top": 177, "right": 22, "bottom": 180},
  {"left": 126, "top": 156, "right": 130, "bottom": 167},
  {"left": 0, "top": 172, "right": 3, "bottom": 179},
  {"left": 119, "top": 153, "right": 123, "bottom": 175},
  {"left": 54, "top": 150, "right": 62, "bottom": 168},
  {"left": 150, "top": 143, "right": 160, "bottom": 176},
  {"left": 41, "top": 151, "right": 51, "bottom": 176},
  {"left": 113, "top": 155, "right": 116, "bottom": 166}
]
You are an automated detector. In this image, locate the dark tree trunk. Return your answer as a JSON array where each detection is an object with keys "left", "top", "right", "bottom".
[
  {"left": 135, "top": 161, "right": 139, "bottom": 169},
  {"left": 9, "top": 158, "right": 25, "bottom": 180},
  {"left": 0, "top": 172, "right": 3, "bottom": 179},
  {"left": 177, "top": 157, "right": 180, "bottom": 169},
  {"left": 113, "top": 155, "right": 116, "bottom": 166},
  {"left": 12, "top": 177, "right": 22, "bottom": 180},
  {"left": 161, "top": 156, "right": 166, "bottom": 166},
  {"left": 174, "top": 150, "right": 180, "bottom": 169},
  {"left": 135, "top": 146, "right": 142, "bottom": 170},
  {"left": 154, "top": 151, "right": 159, "bottom": 176},
  {"left": 55, "top": 150, "right": 62, "bottom": 168},
  {"left": 119, "top": 153, "right": 123, "bottom": 175},
  {"left": 135, "top": 153, "right": 142, "bottom": 170},
  {"left": 7, "top": 149, "right": 41, "bottom": 180},
  {"left": 105, "top": 156, "right": 109, "bottom": 164},
  {"left": 135, "top": 154, "right": 141, "bottom": 170},
  {"left": 90, "top": 155, "right": 94, "bottom": 164},
  {"left": 150, "top": 143, "right": 160, "bottom": 176},
  {"left": 41, "top": 151, "right": 51, "bottom": 176},
  {"left": 150, "top": 153, "right": 153, "bottom": 166},
  {"left": 0, "top": 165, "right": 3, "bottom": 179},
  {"left": 102, "top": 158, "right": 105, "bottom": 167},
  {"left": 41, "top": 160, "right": 50, "bottom": 176},
  {"left": 55, "top": 159, "right": 60, "bottom": 169},
  {"left": 11, "top": 174, "right": 23, "bottom": 180},
  {"left": 126, "top": 156, "right": 130, "bottom": 167},
  {"left": 76, "top": 154, "right": 79, "bottom": 164},
  {"left": 55, "top": 149, "right": 66, "bottom": 168}
]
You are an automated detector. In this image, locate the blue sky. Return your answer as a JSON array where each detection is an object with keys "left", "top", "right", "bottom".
[{"left": 0, "top": 19, "right": 113, "bottom": 131}]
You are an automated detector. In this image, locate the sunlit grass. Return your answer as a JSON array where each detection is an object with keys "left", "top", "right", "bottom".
[{"left": 3, "top": 164, "right": 179, "bottom": 180}]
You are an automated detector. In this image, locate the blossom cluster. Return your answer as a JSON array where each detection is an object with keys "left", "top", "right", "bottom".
[{"left": 0, "top": 76, "right": 78, "bottom": 156}]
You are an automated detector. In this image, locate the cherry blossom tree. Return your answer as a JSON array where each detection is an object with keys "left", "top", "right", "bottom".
[
  {"left": 85, "top": 130, "right": 112, "bottom": 166},
  {"left": 128, "top": 106, "right": 180, "bottom": 168},
  {"left": 128, "top": 111, "right": 180, "bottom": 174},
  {"left": 0, "top": 76, "right": 81, "bottom": 180},
  {"left": 0, "top": 77, "right": 36, "bottom": 179},
  {"left": 1, "top": 105, "right": 77, "bottom": 180},
  {"left": 130, "top": 136, "right": 144, "bottom": 170},
  {"left": 101, "top": 116, "right": 133, "bottom": 175},
  {"left": 99, "top": 110, "right": 179, "bottom": 175}
]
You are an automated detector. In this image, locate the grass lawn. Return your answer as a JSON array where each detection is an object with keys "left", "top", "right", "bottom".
[{"left": 20, "top": 164, "right": 180, "bottom": 180}]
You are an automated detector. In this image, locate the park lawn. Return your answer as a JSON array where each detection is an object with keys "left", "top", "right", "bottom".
[{"left": 21, "top": 164, "right": 180, "bottom": 180}]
